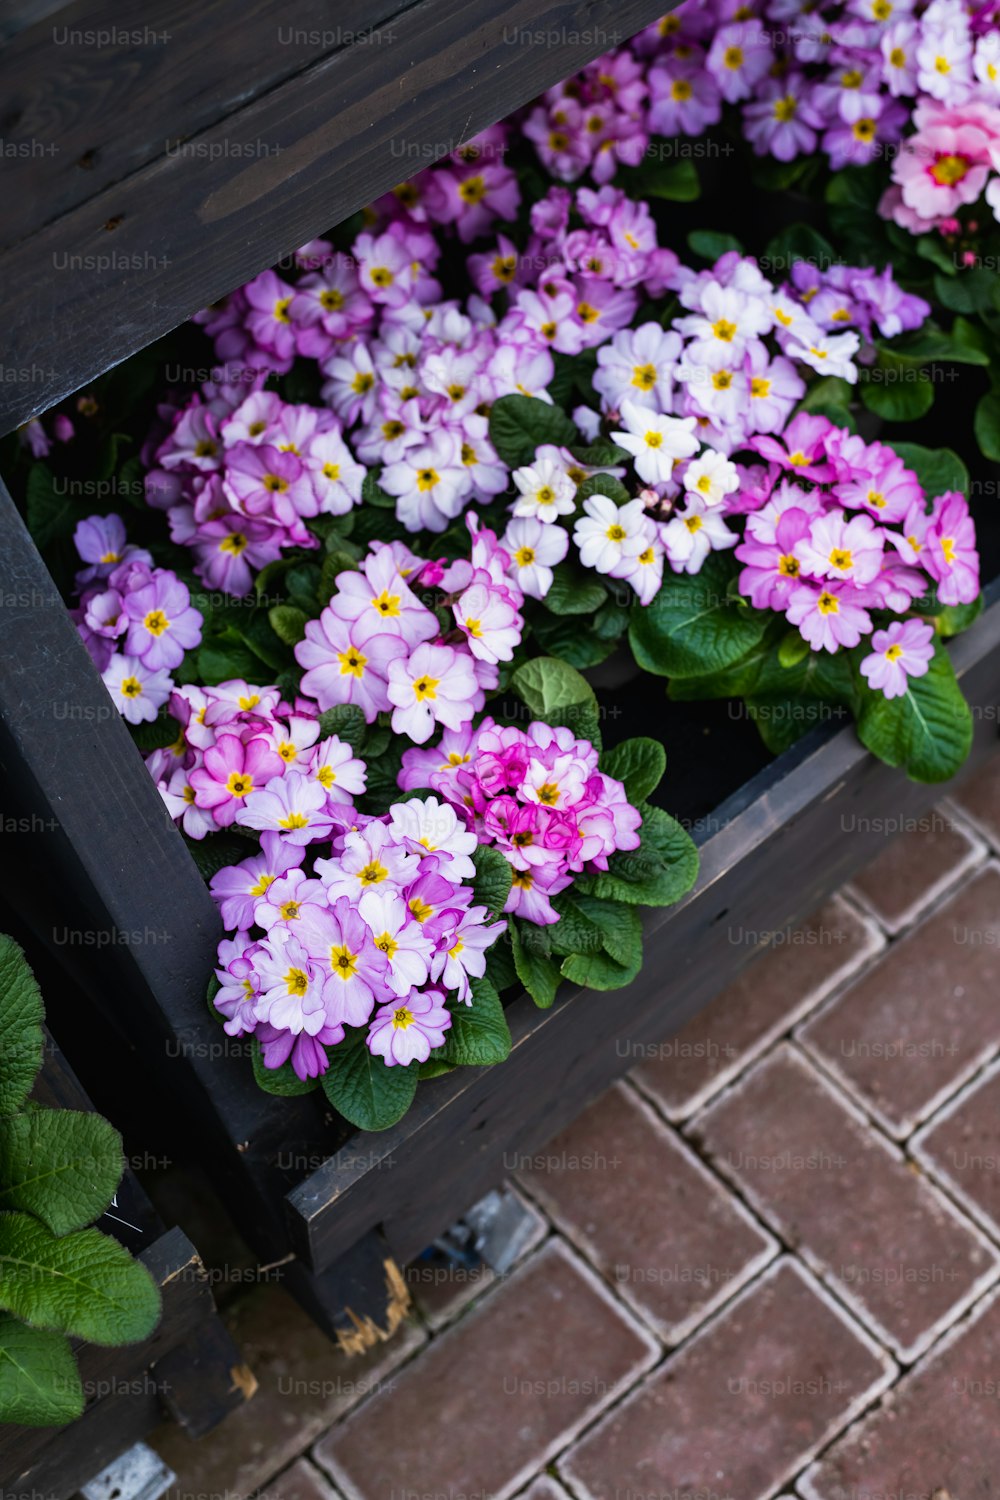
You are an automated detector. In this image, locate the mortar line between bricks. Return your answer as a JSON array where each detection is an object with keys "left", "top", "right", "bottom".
[
  {"left": 552, "top": 1257, "right": 898, "bottom": 1500},
  {"left": 907, "top": 1056, "right": 1000, "bottom": 1250},
  {"left": 686, "top": 1043, "right": 1000, "bottom": 1364},
  {"left": 627, "top": 899, "right": 888, "bottom": 1129},
  {"left": 796, "top": 1281, "right": 1000, "bottom": 1500},
  {"left": 842, "top": 803, "right": 988, "bottom": 939},
  {"left": 512, "top": 1080, "right": 781, "bottom": 1348}
]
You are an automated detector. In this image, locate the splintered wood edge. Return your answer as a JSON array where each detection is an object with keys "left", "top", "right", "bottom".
[{"left": 334, "top": 1258, "right": 412, "bottom": 1358}]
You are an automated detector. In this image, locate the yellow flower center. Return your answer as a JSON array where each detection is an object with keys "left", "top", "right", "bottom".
[
  {"left": 536, "top": 782, "right": 560, "bottom": 806},
  {"left": 413, "top": 675, "right": 439, "bottom": 700},
  {"left": 829, "top": 548, "right": 853, "bottom": 570},
  {"left": 884, "top": 643, "right": 904, "bottom": 661},
  {"left": 515, "top": 546, "right": 536, "bottom": 566},
  {"left": 143, "top": 608, "right": 170, "bottom": 636},
  {"left": 671, "top": 78, "right": 693, "bottom": 101},
  {"left": 285, "top": 966, "right": 308, "bottom": 995},
  {"left": 817, "top": 591, "right": 840, "bottom": 615},
  {"left": 408, "top": 896, "right": 434, "bottom": 922},
  {"left": 371, "top": 590, "right": 401, "bottom": 617},
  {"left": 712, "top": 319, "right": 738, "bottom": 342},
  {"left": 773, "top": 95, "right": 797, "bottom": 122},
  {"left": 279, "top": 812, "right": 310, "bottom": 831},
  {"left": 416, "top": 468, "right": 440, "bottom": 491},
  {"left": 391, "top": 1006, "right": 415, "bottom": 1030},
  {"left": 778, "top": 555, "right": 800, "bottom": 578},
  {"left": 330, "top": 945, "right": 359, "bottom": 979},
  {"left": 320, "top": 288, "right": 344, "bottom": 311},
  {"left": 273, "top": 298, "right": 293, "bottom": 324},
  {"left": 606, "top": 524, "right": 627, "bottom": 542},
  {"left": 931, "top": 154, "right": 968, "bottom": 185},
  {"left": 226, "top": 772, "right": 253, "bottom": 798},
  {"left": 220, "top": 531, "right": 248, "bottom": 555},
  {"left": 338, "top": 648, "right": 367, "bottom": 678},
  {"left": 750, "top": 376, "right": 771, "bottom": 398},
  {"left": 375, "top": 931, "right": 398, "bottom": 958},
  {"left": 358, "top": 861, "right": 389, "bottom": 885}
]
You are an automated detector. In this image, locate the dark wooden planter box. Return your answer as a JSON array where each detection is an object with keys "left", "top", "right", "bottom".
[
  {"left": 0, "top": 1023, "right": 253, "bottom": 1500},
  {"left": 3, "top": 469, "right": 999, "bottom": 1331},
  {"left": 2, "top": 0, "right": 998, "bottom": 1340}
]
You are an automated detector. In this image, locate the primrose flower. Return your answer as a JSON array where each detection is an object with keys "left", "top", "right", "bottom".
[
  {"left": 860, "top": 619, "right": 935, "bottom": 699},
  {"left": 209, "top": 831, "right": 305, "bottom": 930},
  {"left": 305, "top": 735, "right": 368, "bottom": 805},
  {"left": 924, "top": 493, "right": 980, "bottom": 604},
  {"left": 122, "top": 572, "right": 203, "bottom": 671},
  {"left": 316, "top": 822, "right": 419, "bottom": 901},
  {"left": 786, "top": 582, "right": 872, "bottom": 653},
  {"left": 502, "top": 516, "right": 570, "bottom": 600},
  {"left": 101, "top": 653, "right": 173, "bottom": 724},
  {"left": 251, "top": 929, "right": 328, "bottom": 1039},
  {"left": 573, "top": 495, "right": 650, "bottom": 574},
  {"left": 430, "top": 906, "right": 506, "bottom": 1002},
  {"left": 189, "top": 733, "right": 285, "bottom": 828},
  {"left": 387, "top": 795, "right": 478, "bottom": 881},
  {"left": 682, "top": 450, "right": 740, "bottom": 508},
  {"left": 237, "top": 769, "right": 340, "bottom": 844},
  {"left": 358, "top": 890, "right": 436, "bottom": 998},
  {"left": 510, "top": 457, "right": 577, "bottom": 523},
  {"left": 387, "top": 643, "right": 480, "bottom": 744},
  {"left": 612, "top": 400, "right": 699, "bottom": 485},
  {"left": 662, "top": 496, "right": 738, "bottom": 575},
  {"left": 158, "top": 766, "right": 217, "bottom": 840},
  {"left": 367, "top": 988, "right": 452, "bottom": 1066},
  {"left": 296, "top": 609, "right": 408, "bottom": 720},
  {"left": 299, "top": 896, "right": 390, "bottom": 1026},
  {"left": 453, "top": 581, "right": 523, "bottom": 665}
]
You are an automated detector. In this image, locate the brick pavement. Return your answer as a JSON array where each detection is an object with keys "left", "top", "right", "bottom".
[{"left": 152, "top": 760, "right": 1000, "bottom": 1500}]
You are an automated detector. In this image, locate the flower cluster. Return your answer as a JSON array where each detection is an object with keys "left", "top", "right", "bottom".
[
  {"left": 519, "top": 0, "right": 1000, "bottom": 204},
  {"left": 143, "top": 679, "right": 365, "bottom": 842},
  {"left": 734, "top": 412, "right": 978, "bottom": 685},
  {"left": 400, "top": 718, "right": 643, "bottom": 923},
  {"left": 69, "top": 514, "right": 203, "bottom": 723},
  {"left": 294, "top": 525, "right": 524, "bottom": 742},
  {"left": 210, "top": 798, "right": 506, "bottom": 1080}
]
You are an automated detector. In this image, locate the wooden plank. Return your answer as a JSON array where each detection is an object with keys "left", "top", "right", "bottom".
[
  {"left": 0, "top": 0, "right": 673, "bottom": 433},
  {"left": 284, "top": 594, "right": 1000, "bottom": 1267},
  {"left": 0, "top": 0, "right": 405, "bottom": 248}
]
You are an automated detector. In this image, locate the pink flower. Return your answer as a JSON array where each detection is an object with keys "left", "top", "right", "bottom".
[
  {"left": 122, "top": 572, "right": 203, "bottom": 670},
  {"left": 793, "top": 511, "right": 885, "bottom": 587},
  {"left": 209, "top": 832, "right": 305, "bottom": 930},
  {"left": 860, "top": 619, "right": 935, "bottom": 699},
  {"left": 891, "top": 108, "right": 994, "bottom": 222},
  {"left": 786, "top": 583, "right": 872, "bottom": 653},
  {"left": 453, "top": 581, "right": 523, "bottom": 665},
  {"left": 299, "top": 896, "right": 390, "bottom": 1027},
  {"left": 190, "top": 733, "right": 285, "bottom": 827},
  {"left": 367, "top": 988, "right": 452, "bottom": 1066},
  {"left": 328, "top": 548, "right": 438, "bottom": 647},
  {"left": 387, "top": 644, "right": 480, "bottom": 744},
  {"left": 924, "top": 492, "right": 980, "bottom": 604},
  {"left": 358, "top": 890, "right": 435, "bottom": 998},
  {"left": 237, "top": 769, "right": 340, "bottom": 844},
  {"left": 295, "top": 609, "right": 408, "bottom": 720},
  {"left": 736, "top": 507, "right": 813, "bottom": 611}
]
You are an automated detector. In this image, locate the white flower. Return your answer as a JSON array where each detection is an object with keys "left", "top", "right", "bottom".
[
  {"left": 101, "top": 653, "right": 172, "bottom": 724},
  {"left": 593, "top": 323, "right": 682, "bottom": 413},
  {"left": 573, "top": 496, "right": 650, "bottom": 574},
  {"left": 783, "top": 330, "right": 860, "bottom": 384},
  {"left": 610, "top": 521, "right": 664, "bottom": 605},
  {"left": 682, "top": 450, "right": 740, "bottom": 508},
  {"left": 387, "top": 795, "right": 478, "bottom": 881},
  {"left": 662, "top": 496, "right": 738, "bottom": 575},
  {"left": 510, "top": 457, "right": 577, "bottom": 522},
  {"left": 502, "top": 516, "right": 569, "bottom": 600},
  {"left": 611, "top": 400, "right": 699, "bottom": 485},
  {"left": 675, "top": 282, "right": 773, "bottom": 355}
]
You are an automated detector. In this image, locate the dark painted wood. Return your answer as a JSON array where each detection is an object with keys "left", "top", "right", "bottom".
[
  {"left": 285, "top": 593, "right": 1000, "bottom": 1266},
  {"left": 0, "top": 0, "right": 674, "bottom": 433}
]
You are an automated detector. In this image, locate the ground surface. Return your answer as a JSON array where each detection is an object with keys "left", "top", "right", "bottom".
[{"left": 153, "top": 750, "right": 1000, "bottom": 1500}]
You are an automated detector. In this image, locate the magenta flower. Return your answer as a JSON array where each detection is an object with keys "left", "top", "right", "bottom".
[
  {"left": 251, "top": 928, "right": 328, "bottom": 1035},
  {"left": 737, "top": 507, "right": 812, "bottom": 612},
  {"left": 213, "top": 933, "right": 262, "bottom": 1036},
  {"left": 925, "top": 493, "right": 980, "bottom": 605},
  {"left": 222, "top": 443, "right": 315, "bottom": 530},
  {"left": 237, "top": 769, "right": 339, "bottom": 844},
  {"left": 793, "top": 511, "right": 885, "bottom": 588},
  {"left": 191, "top": 516, "right": 285, "bottom": 597},
  {"left": 190, "top": 733, "right": 285, "bottom": 828},
  {"left": 367, "top": 988, "right": 452, "bottom": 1066},
  {"left": 123, "top": 572, "right": 203, "bottom": 670},
  {"left": 860, "top": 620, "right": 936, "bottom": 699}
]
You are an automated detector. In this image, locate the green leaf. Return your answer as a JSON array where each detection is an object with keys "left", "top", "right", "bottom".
[
  {"left": 860, "top": 364, "right": 935, "bottom": 422},
  {"left": 471, "top": 846, "right": 512, "bottom": 919},
  {"left": 762, "top": 223, "right": 834, "bottom": 281},
  {"left": 933, "top": 596, "right": 984, "bottom": 638},
  {"left": 778, "top": 631, "right": 811, "bottom": 669},
  {"left": 0, "top": 1110, "right": 124, "bottom": 1235},
  {"left": 25, "top": 465, "right": 75, "bottom": 549},
  {"left": 198, "top": 639, "right": 265, "bottom": 686},
  {"left": 0, "top": 936, "right": 44, "bottom": 1117},
  {"left": 488, "top": 395, "right": 577, "bottom": 468},
  {"left": 546, "top": 893, "right": 606, "bottom": 957},
  {"left": 933, "top": 268, "right": 1000, "bottom": 315},
  {"left": 644, "top": 158, "right": 700, "bottom": 201},
  {"left": 0, "top": 1316, "right": 83, "bottom": 1426},
  {"left": 856, "top": 640, "right": 973, "bottom": 783},
  {"left": 975, "top": 391, "right": 1000, "bottom": 462},
  {"left": 512, "top": 657, "right": 596, "bottom": 718},
  {"left": 543, "top": 567, "right": 608, "bottom": 617},
  {"left": 485, "top": 938, "right": 517, "bottom": 994},
  {"left": 561, "top": 943, "right": 641, "bottom": 992},
  {"left": 251, "top": 1044, "right": 319, "bottom": 1097},
  {"left": 440, "top": 978, "right": 511, "bottom": 1066},
  {"left": 0, "top": 1213, "right": 160, "bottom": 1345},
  {"left": 362, "top": 472, "right": 398, "bottom": 509},
  {"left": 585, "top": 804, "right": 699, "bottom": 908},
  {"left": 320, "top": 1042, "right": 417, "bottom": 1131},
  {"left": 530, "top": 613, "right": 616, "bottom": 670},
  {"left": 128, "top": 710, "right": 181, "bottom": 752},
  {"left": 575, "top": 472, "right": 631, "bottom": 505},
  {"left": 889, "top": 443, "right": 969, "bottom": 499},
  {"left": 629, "top": 555, "right": 768, "bottom": 679},
  {"left": 687, "top": 229, "right": 743, "bottom": 261},
  {"left": 569, "top": 441, "right": 629, "bottom": 466},
  {"left": 879, "top": 327, "right": 990, "bottom": 367},
  {"left": 317, "top": 704, "right": 367, "bottom": 752},
  {"left": 418, "top": 1058, "right": 456, "bottom": 1080},
  {"left": 510, "top": 923, "right": 562, "bottom": 1009},
  {"left": 268, "top": 604, "right": 309, "bottom": 646},
  {"left": 599, "top": 737, "right": 666, "bottom": 804}
]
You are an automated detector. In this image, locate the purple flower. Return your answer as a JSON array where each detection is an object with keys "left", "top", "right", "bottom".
[
  {"left": 209, "top": 831, "right": 305, "bottom": 930},
  {"left": 296, "top": 608, "right": 408, "bottom": 720},
  {"left": 298, "top": 896, "right": 390, "bottom": 1026},
  {"left": 237, "top": 769, "right": 339, "bottom": 844},
  {"left": 190, "top": 733, "right": 285, "bottom": 828},
  {"left": 101, "top": 653, "right": 173, "bottom": 724},
  {"left": 123, "top": 571, "right": 203, "bottom": 670}
]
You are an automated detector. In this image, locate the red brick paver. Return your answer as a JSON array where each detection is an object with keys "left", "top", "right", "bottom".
[
  {"left": 797, "top": 865, "right": 1000, "bottom": 1137},
  {"left": 801, "top": 1287, "right": 1000, "bottom": 1500},
  {"left": 561, "top": 1259, "right": 895, "bottom": 1500},
  {"left": 950, "top": 754, "right": 1000, "bottom": 852},
  {"left": 689, "top": 1046, "right": 999, "bottom": 1360},
  {"left": 631, "top": 895, "right": 883, "bottom": 1122},
  {"left": 911, "top": 1057, "right": 1000, "bottom": 1240},
  {"left": 314, "top": 1240, "right": 658, "bottom": 1500},
  {"left": 845, "top": 803, "right": 985, "bottom": 934},
  {"left": 516, "top": 1082, "right": 777, "bottom": 1343},
  {"left": 257, "top": 1458, "right": 344, "bottom": 1500}
]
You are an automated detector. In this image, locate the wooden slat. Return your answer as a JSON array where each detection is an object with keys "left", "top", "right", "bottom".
[
  {"left": 285, "top": 594, "right": 1000, "bottom": 1267},
  {"left": 0, "top": 0, "right": 673, "bottom": 433},
  {"left": 1, "top": 0, "right": 406, "bottom": 248}
]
